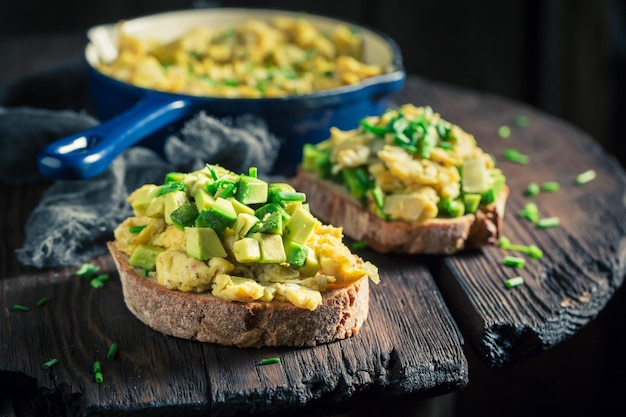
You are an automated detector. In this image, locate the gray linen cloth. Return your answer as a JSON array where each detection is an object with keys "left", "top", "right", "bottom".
[{"left": 0, "top": 106, "right": 280, "bottom": 269}]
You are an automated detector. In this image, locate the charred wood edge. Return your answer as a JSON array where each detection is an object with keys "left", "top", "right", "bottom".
[{"left": 0, "top": 371, "right": 81, "bottom": 417}]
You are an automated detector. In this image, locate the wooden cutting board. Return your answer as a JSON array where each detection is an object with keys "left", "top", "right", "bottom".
[{"left": 2, "top": 75, "right": 625, "bottom": 416}]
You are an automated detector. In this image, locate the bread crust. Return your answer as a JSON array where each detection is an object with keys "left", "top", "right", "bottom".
[
  {"left": 107, "top": 242, "right": 370, "bottom": 347},
  {"left": 291, "top": 170, "right": 509, "bottom": 254}
]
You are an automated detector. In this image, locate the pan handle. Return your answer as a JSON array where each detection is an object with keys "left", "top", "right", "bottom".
[{"left": 37, "top": 94, "right": 195, "bottom": 180}]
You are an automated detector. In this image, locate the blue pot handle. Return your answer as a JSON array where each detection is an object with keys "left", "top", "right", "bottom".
[{"left": 37, "top": 94, "right": 196, "bottom": 180}]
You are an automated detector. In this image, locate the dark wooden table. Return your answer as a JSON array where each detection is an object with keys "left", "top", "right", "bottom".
[{"left": 2, "top": 34, "right": 626, "bottom": 417}]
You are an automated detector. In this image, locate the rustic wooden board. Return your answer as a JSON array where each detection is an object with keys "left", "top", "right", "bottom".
[
  {"left": 1, "top": 184, "right": 468, "bottom": 416},
  {"left": 394, "top": 77, "right": 626, "bottom": 367}
]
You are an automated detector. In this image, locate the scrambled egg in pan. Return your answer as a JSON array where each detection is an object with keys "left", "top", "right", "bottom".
[{"left": 98, "top": 15, "right": 384, "bottom": 98}]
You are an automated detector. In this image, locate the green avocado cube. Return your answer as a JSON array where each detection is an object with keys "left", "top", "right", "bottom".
[
  {"left": 195, "top": 197, "right": 237, "bottom": 236},
  {"left": 255, "top": 211, "right": 284, "bottom": 235},
  {"left": 145, "top": 195, "right": 165, "bottom": 217},
  {"left": 285, "top": 240, "right": 308, "bottom": 267},
  {"left": 129, "top": 244, "right": 163, "bottom": 271},
  {"left": 232, "top": 213, "right": 260, "bottom": 237},
  {"left": 228, "top": 197, "right": 255, "bottom": 216},
  {"left": 194, "top": 188, "right": 216, "bottom": 211},
  {"left": 233, "top": 237, "right": 262, "bottom": 263},
  {"left": 130, "top": 184, "right": 160, "bottom": 216},
  {"left": 235, "top": 176, "right": 268, "bottom": 205},
  {"left": 283, "top": 206, "right": 317, "bottom": 245},
  {"left": 185, "top": 227, "right": 227, "bottom": 260},
  {"left": 164, "top": 190, "right": 189, "bottom": 225},
  {"left": 298, "top": 246, "right": 321, "bottom": 277},
  {"left": 170, "top": 204, "right": 199, "bottom": 230},
  {"left": 251, "top": 232, "right": 286, "bottom": 263}
]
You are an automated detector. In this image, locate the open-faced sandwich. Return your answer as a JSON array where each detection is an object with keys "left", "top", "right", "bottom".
[
  {"left": 107, "top": 164, "right": 379, "bottom": 347},
  {"left": 292, "top": 103, "right": 509, "bottom": 254}
]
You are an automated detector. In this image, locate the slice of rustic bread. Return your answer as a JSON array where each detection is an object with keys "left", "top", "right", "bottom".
[
  {"left": 107, "top": 242, "right": 370, "bottom": 347},
  {"left": 291, "top": 170, "right": 508, "bottom": 254}
]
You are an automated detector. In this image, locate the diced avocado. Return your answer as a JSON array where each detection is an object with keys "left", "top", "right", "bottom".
[
  {"left": 221, "top": 228, "right": 238, "bottom": 255},
  {"left": 283, "top": 206, "right": 318, "bottom": 245},
  {"left": 129, "top": 244, "right": 163, "bottom": 271},
  {"left": 232, "top": 213, "right": 260, "bottom": 237},
  {"left": 233, "top": 237, "right": 262, "bottom": 263},
  {"left": 463, "top": 193, "right": 482, "bottom": 213},
  {"left": 145, "top": 195, "right": 165, "bottom": 217},
  {"left": 462, "top": 158, "right": 489, "bottom": 193},
  {"left": 129, "top": 184, "right": 160, "bottom": 216},
  {"left": 235, "top": 175, "right": 268, "bottom": 205},
  {"left": 164, "top": 171, "right": 186, "bottom": 183},
  {"left": 285, "top": 240, "right": 308, "bottom": 267},
  {"left": 170, "top": 204, "right": 199, "bottom": 230},
  {"left": 490, "top": 172, "right": 506, "bottom": 196},
  {"left": 185, "top": 227, "right": 227, "bottom": 260},
  {"left": 254, "top": 211, "right": 284, "bottom": 234},
  {"left": 228, "top": 197, "right": 255, "bottom": 216},
  {"left": 251, "top": 232, "right": 286, "bottom": 263},
  {"left": 298, "top": 246, "right": 321, "bottom": 277},
  {"left": 255, "top": 203, "right": 290, "bottom": 223},
  {"left": 267, "top": 182, "right": 301, "bottom": 205},
  {"left": 195, "top": 197, "right": 237, "bottom": 236},
  {"left": 194, "top": 188, "right": 215, "bottom": 211},
  {"left": 164, "top": 190, "right": 189, "bottom": 225}
]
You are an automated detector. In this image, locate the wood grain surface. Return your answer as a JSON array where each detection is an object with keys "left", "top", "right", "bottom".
[{"left": 2, "top": 74, "right": 626, "bottom": 416}]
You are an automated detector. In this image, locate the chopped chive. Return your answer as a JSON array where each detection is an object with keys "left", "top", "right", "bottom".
[
  {"left": 13, "top": 304, "right": 30, "bottom": 311},
  {"left": 95, "top": 274, "right": 109, "bottom": 282},
  {"left": 260, "top": 357, "right": 281, "bottom": 365},
  {"left": 90, "top": 278, "right": 105, "bottom": 289},
  {"left": 537, "top": 216, "right": 560, "bottom": 229},
  {"left": 93, "top": 361, "right": 102, "bottom": 373},
  {"left": 503, "top": 148, "right": 529, "bottom": 164},
  {"left": 519, "top": 202, "right": 539, "bottom": 223},
  {"left": 76, "top": 263, "right": 100, "bottom": 279},
  {"left": 525, "top": 182, "right": 540, "bottom": 196},
  {"left": 505, "top": 276, "right": 525, "bottom": 289},
  {"left": 107, "top": 343, "right": 119, "bottom": 360},
  {"left": 129, "top": 225, "right": 147, "bottom": 234},
  {"left": 499, "top": 236, "right": 543, "bottom": 259},
  {"left": 42, "top": 358, "right": 59, "bottom": 370},
  {"left": 497, "top": 125, "right": 511, "bottom": 138},
  {"left": 248, "top": 167, "right": 258, "bottom": 178},
  {"left": 95, "top": 372, "right": 104, "bottom": 384},
  {"left": 503, "top": 255, "right": 525, "bottom": 268},
  {"left": 576, "top": 169, "right": 596, "bottom": 184},
  {"left": 541, "top": 181, "right": 560, "bottom": 192},
  {"left": 514, "top": 115, "right": 530, "bottom": 127},
  {"left": 36, "top": 297, "right": 48, "bottom": 307}
]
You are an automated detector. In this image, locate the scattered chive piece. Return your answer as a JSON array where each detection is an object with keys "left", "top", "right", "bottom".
[
  {"left": 76, "top": 263, "right": 100, "bottom": 279},
  {"left": 13, "top": 304, "right": 30, "bottom": 312},
  {"left": 248, "top": 167, "right": 258, "bottom": 178},
  {"left": 90, "top": 279, "right": 105, "bottom": 289},
  {"left": 352, "top": 240, "right": 368, "bottom": 250},
  {"left": 42, "top": 358, "right": 59, "bottom": 370},
  {"left": 36, "top": 297, "right": 48, "bottom": 307},
  {"left": 537, "top": 216, "right": 560, "bottom": 229},
  {"left": 576, "top": 169, "right": 596, "bottom": 184},
  {"left": 505, "top": 276, "right": 525, "bottom": 289},
  {"left": 499, "top": 236, "right": 543, "bottom": 259},
  {"left": 497, "top": 125, "right": 511, "bottom": 138},
  {"left": 514, "top": 115, "right": 530, "bottom": 127},
  {"left": 129, "top": 225, "right": 147, "bottom": 234},
  {"left": 503, "top": 148, "right": 529, "bottom": 165},
  {"left": 107, "top": 343, "right": 119, "bottom": 360},
  {"left": 95, "top": 372, "right": 104, "bottom": 384},
  {"left": 93, "top": 361, "right": 102, "bottom": 374},
  {"left": 541, "top": 181, "right": 560, "bottom": 192},
  {"left": 503, "top": 255, "right": 525, "bottom": 268},
  {"left": 260, "top": 357, "right": 281, "bottom": 365},
  {"left": 525, "top": 182, "right": 540, "bottom": 196},
  {"left": 519, "top": 202, "right": 539, "bottom": 223}
]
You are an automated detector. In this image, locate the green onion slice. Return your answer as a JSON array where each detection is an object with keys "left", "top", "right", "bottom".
[
  {"left": 505, "top": 276, "right": 525, "bottom": 289},
  {"left": 260, "top": 357, "right": 281, "bottom": 365}
]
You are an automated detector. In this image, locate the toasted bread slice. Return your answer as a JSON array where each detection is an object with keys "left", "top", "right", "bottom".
[
  {"left": 107, "top": 242, "right": 370, "bottom": 347},
  {"left": 291, "top": 170, "right": 509, "bottom": 254}
]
